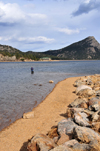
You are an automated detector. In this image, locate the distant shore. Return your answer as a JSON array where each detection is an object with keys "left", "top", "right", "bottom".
[
  {"left": 0, "top": 59, "right": 100, "bottom": 63},
  {"left": 0, "top": 76, "right": 78, "bottom": 151}
]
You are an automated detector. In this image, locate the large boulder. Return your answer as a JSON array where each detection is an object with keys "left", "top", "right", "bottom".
[
  {"left": 73, "top": 79, "right": 85, "bottom": 87},
  {"left": 27, "top": 133, "right": 56, "bottom": 151},
  {"left": 69, "top": 98, "right": 88, "bottom": 108},
  {"left": 66, "top": 108, "right": 84, "bottom": 118},
  {"left": 77, "top": 89, "right": 95, "bottom": 98},
  {"left": 57, "top": 119, "right": 77, "bottom": 136},
  {"left": 73, "top": 126, "right": 100, "bottom": 143},
  {"left": 91, "top": 110, "right": 100, "bottom": 122},
  {"left": 75, "top": 85, "right": 92, "bottom": 94},
  {"left": 74, "top": 112, "right": 90, "bottom": 127},
  {"left": 64, "top": 139, "right": 90, "bottom": 151},
  {"left": 89, "top": 97, "right": 100, "bottom": 111}
]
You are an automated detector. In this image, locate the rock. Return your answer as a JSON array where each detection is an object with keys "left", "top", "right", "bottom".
[
  {"left": 89, "top": 97, "right": 100, "bottom": 111},
  {"left": 64, "top": 139, "right": 90, "bottom": 151},
  {"left": 58, "top": 118, "right": 77, "bottom": 136},
  {"left": 53, "top": 137, "right": 59, "bottom": 144},
  {"left": 73, "top": 126, "right": 100, "bottom": 143},
  {"left": 69, "top": 98, "right": 88, "bottom": 108},
  {"left": 92, "top": 122, "right": 100, "bottom": 132},
  {"left": 57, "top": 134, "right": 72, "bottom": 145},
  {"left": 77, "top": 89, "right": 95, "bottom": 98},
  {"left": 83, "top": 109, "right": 94, "bottom": 116},
  {"left": 27, "top": 133, "right": 56, "bottom": 151},
  {"left": 49, "top": 80, "right": 54, "bottom": 83},
  {"left": 73, "top": 79, "right": 85, "bottom": 87},
  {"left": 66, "top": 108, "right": 84, "bottom": 118},
  {"left": 95, "top": 81, "right": 100, "bottom": 87},
  {"left": 74, "top": 112, "right": 90, "bottom": 127},
  {"left": 89, "top": 140, "right": 100, "bottom": 151},
  {"left": 75, "top": 85, "right": 92, "bottom": 94},
  {"left": 96, "top": 90, "right": 100, "bottom": 96},
  {"left": 64, "top": 139, "right": 78, "bottom": 148},
  {"left": 50, "top": 145, "right": 72, "bottom": 151},
  {"left": 47, "top": 127, "right": 58, "bottom": 138},
  {"left": 72, "top": 143, "right": 90, "bottom": 151},
  {"left": 23, "top": 111, "right": 34, "bottom": 119},
  {"left": 86, "top": 79, "right": 93, "bottom": 85},
  {"left": 27, "top": 141, "right": 37, "bottom": 151},
  {"left": 93, "top": 87, "right": 100, "bottom": 91},
  {"left": 91, "top": 111, "right": 100, "bottom": 122}
]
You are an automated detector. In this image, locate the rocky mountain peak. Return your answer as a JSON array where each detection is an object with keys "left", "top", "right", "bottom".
[{"left": 84, "top": 36, "right": 100, "bottom": 49}]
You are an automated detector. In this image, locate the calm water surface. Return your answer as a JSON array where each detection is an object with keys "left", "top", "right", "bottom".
[{"left": 0, "top": 60, "right": 100, "bottom": 131}]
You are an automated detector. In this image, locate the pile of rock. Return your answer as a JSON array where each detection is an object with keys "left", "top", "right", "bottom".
[{"left": 27, "top": 74, "right": 100, "bottom": 151}]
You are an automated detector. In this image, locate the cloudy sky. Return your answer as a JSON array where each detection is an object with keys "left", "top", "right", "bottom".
[{"left": 0, "top": 0, "right": 100, "bottom": 52}]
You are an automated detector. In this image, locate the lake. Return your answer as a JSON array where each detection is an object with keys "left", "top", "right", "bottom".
[{"left": 0, "top": 60, "right": 100, "bottom": 131}]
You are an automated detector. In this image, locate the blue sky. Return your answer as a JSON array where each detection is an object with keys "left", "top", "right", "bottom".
[{"left": 0, "top": 0, "right": 100, "bottom": 52}]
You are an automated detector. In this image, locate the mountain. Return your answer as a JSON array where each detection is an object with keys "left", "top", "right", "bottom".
[
  {"left": 44, "top": 36, "right": 100, "bottom": 60},
  {"left": 0, "top": 36, "right": 100, "bottom": 61}
]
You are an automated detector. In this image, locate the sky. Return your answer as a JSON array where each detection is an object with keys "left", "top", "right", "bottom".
[{"left": 0, "top": 0, "right": 100, "bottom": 52}]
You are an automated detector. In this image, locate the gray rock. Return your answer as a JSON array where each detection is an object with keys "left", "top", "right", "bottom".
[
  {"left": 75, "top": 85, "right": 92, "bottom": 94},
  {"left": 27, "top": 133, "right": 56, "bottom": 151},
  {"left": 77, "top": 89, "right": 95, "bottom": 98},
  {"left": 58, "top": 118, "right": 77, "bottom": 136},
  {"left": 64, "top": 139, "right": 78, "bottom": 147},
  {"left": 72, "top": 143, "right": 90, "bottom": 151},
  {"left": 89, "top": 97, "right": 100, "bottom": 111},
  {"left": 69, "top": 98, "right": 88, "bottom": 108},
  {"left": 73, "top": 126, "right": 100, "bottom": 143},
  {"left": 96, "top": 90, "right": 100, "bottom": 96},
  {"left": 73, "top": 79, "right": 85, "bottom": 87},
  {"left": 65, "top": 139, "right": 91, "bottom": 151},
  {"left": 86, "top": 78, "right": 93, "bottom": 85},
  {"left": 83, "top": 109, "right": 94, "bottom": 116},
  {"left": 50, "top": 145, "right": 72, "bottom": 151},
  {"left": 74, "top": 112, "right": 90, "bottom": 127},
  {"left": 66, "top": 107, "right": 85, "bottom": 118},
  {"left": 91, "top": 110, "right": 100, "bottom": 122}
]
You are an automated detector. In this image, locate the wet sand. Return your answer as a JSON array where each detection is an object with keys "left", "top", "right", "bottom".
[{"left": 0, "top": 76, "right": 79, "bottom": 151}]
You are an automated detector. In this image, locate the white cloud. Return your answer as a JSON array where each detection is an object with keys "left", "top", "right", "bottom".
[
  {"left": 17, "top": 36, "right": 55, "bottom": 43},
  {"left": 0, "top": 2, "right": 47, "bottom": 25},
  {"left": 28, "top": 13, "right": 47, "bottom": 19},
  {"left": 57, "top": 27, "right": 80, "bottom": 35},
  {"left": 0, "top": 2, "right": 25, "bottom": 23}
]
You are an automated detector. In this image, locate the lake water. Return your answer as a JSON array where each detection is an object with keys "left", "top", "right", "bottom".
[{"left": 0, "top": 60, "right": 100, "bottom": 131}]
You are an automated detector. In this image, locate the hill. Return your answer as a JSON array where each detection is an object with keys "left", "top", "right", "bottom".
[
  {"left": 0, "top": 36, "right": 100, "bottom": 61},
  {"left": 44, "top": 36, "right": 100, "bottom": 60}
]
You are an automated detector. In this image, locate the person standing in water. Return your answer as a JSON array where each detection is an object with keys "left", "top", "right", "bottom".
[{"left": 31, "top": 67, "right": 34, "bottom": 74}]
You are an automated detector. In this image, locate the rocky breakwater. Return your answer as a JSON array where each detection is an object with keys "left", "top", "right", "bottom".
[{"left": 27, "top": 74, "right": 100, "bottom": 151}]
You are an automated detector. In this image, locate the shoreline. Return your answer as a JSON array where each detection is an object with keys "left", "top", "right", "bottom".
[
  {"left": 0, "top": 59, "right": 100, "bottom": 63},
  {"left": 0, "top": 76, "right": 80, "bottom": 151}
]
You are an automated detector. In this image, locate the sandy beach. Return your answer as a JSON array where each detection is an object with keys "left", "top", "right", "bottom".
[{"left": 0, "top": 76, "right": 78, "bottom": 151}]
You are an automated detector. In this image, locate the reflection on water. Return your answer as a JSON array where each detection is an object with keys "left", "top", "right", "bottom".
[{"left": 0, "top": 60, "right": 100, "bottom": 131}]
